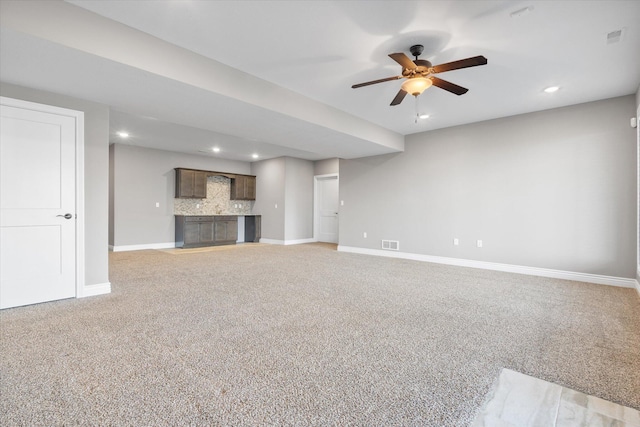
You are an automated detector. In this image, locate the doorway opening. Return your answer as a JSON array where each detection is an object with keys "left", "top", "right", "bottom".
[{"left": 314, "top": 174, "right": 339, "bottom": 244}]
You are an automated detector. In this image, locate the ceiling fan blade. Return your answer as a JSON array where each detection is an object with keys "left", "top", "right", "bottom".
[
  {"left": 352, "top": 75, "right": 402, "bottom": 89},
  {"left": 390, "top": 89, "right": 408, "bottom": 106},
  {"left": 431, "top": 56, "right": 487, "bottom": 73},
  {"left": 430, "top": 77, "right": 469, "bottom": 95},
  {"left": 388, "top": 53, "right": 417, "bottom": 70}
]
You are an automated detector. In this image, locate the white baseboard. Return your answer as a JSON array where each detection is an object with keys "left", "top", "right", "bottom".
[
  {"left": 259, "top": 238, "right": 284, "bottom": 245},
  {"left": 79, "top": 282, "right": 111, "bottom": 298},
  {"left": 285, "top": 238, "right": 316, "bottom": 245},
  {"left": 110, "top": 242, "right": 176, "bottom": 252},
  {"left": 260, "top": 238, "right": 316, "bottom": 246},
  {"left": 337, "top": 246, "right": 637, "bottom": 289}
]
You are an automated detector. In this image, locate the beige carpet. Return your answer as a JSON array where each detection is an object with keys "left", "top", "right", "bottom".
[{"left": 1, "top": 243, "right": 639, "bottom": 426}]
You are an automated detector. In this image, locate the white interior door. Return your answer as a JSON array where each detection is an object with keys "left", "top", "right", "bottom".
[
  {"left": 316, "top": 175, "right": 339, "bottom": 243},
  {"left": 0, "top": 101, "right": 78, "bottom": 309}
]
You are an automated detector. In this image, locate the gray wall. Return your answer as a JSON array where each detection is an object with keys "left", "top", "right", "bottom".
[
  {"left": 109, "top": 144, "right": 115, "bottom": 246},
  {"left": 251, "top": 156, "right": 314, "bottom": 242},
  {"left": 111, "top": 143, "right": 250, "bottom": 247},
  {"left": 340, "top": 95, "right": 637, "bottom": 278},
  {"left": 314, "top": 158, "right": 339, "bottom": 176},
  {"left": 636, "top": 86, "right": 640, "bottom": 285},
  {"left": 284, "top": 157, "right": 314, "bottom": 241},
  {"left": 251, "top": 157, "right": 286, "bottom": 241},
  {"left": 1, "top": 82, "right": 110, "bottom": 287}
]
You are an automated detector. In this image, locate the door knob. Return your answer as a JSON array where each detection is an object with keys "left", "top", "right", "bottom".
[{"left": 57, "top": 213, "right": 73, "bottom": 219}]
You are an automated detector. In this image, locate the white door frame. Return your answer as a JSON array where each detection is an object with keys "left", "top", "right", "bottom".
[
  {"left": 1, "top": 96, "right": 85, "bottom": 299},
  {"left": 313, "top": 173, "right": 339, "bottom": 243}
]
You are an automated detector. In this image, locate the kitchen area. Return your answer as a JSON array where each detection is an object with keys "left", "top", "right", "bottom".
[{"left": 173, "top": 168, "right": 261, "bottom": 248}]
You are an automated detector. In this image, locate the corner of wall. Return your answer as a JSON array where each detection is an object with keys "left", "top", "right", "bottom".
[
  {"left": 636, "top": 85, "right": 640, "bottom": 296},
  {"left": 108, "top": 143, "right": 115, "bottom": 247}
]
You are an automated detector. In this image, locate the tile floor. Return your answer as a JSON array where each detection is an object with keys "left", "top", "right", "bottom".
[{"left": 472, "top": 369, "right": 640, "bottom": 427}]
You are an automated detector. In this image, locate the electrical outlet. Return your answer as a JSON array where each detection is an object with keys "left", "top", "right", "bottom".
[
  {"left": 477, "top": 240, "right": 483, "bottom": 248},
  {"left": 341, "top": 200, "right": 344, "bottom": 206},
  {"left": 453, "top": 238, "right": 459, "bottom": 246},
  {"left": 275, "top": 203, "right": 278, "bottom": 209},
  {"left": 363, "top": 232, "right": 367, "bottom": 238},
  {"left": 155, "top": 202, "right": 159, "bottom": 208}
]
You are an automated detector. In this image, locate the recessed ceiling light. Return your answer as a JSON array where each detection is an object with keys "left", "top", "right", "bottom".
[
  {"left": 543, "top": 86, "right": 560, "bottom": 93},
  {"left": 252, "top": 153, "right": 259, "bottom": 159},
  {"left": 419, "top": 114, "right": 430, "bottom": 119},
  {"left": 212, "top": 147, "right": 220, "bottom": 153},
  {"left": 117, "top": 131, "right": 129, "bottom": 138}
]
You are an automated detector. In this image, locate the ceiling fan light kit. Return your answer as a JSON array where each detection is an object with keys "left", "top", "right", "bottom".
[
  {"left": 401, "top": 77, "right": 432, "bottom": 96},
  {"left": 352, "top": 44, "right": 487, "bottom": 106}
]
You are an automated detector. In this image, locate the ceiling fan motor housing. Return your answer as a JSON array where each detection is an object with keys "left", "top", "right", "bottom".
[
  {"left": 402, "top": 59, "right": 432, "bottom": 77},
  {"left": 409, "top": 44, "right": 424, "bottom": 57}
]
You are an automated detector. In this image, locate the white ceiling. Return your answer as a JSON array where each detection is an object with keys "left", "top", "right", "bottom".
[{"left": 1, "top": 0, "right": 639, "bottom": 161}]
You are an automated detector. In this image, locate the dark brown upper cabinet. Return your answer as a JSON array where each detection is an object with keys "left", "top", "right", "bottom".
[
  {"left": 175, "top": 168, "right": 256, "bottom": 200},
  {"left": 230, "top": 175, "right": 256, "bottom": 200},
  {"left": 175, "top": 168, "right": 207, "bottom": 198}
]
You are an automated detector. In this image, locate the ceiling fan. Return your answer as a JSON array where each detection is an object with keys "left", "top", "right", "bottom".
[{"left": 352, "top": 45, "right": 487, "bottom": 106}]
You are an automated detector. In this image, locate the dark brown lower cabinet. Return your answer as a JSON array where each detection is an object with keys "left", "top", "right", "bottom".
[
  {"left": 214, "top": 216, "right": 238, "bottom": 245},
  {"left": 175, "top": 215, "right": 238, "bottom": 248}
]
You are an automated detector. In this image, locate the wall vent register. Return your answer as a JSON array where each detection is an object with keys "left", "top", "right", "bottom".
[{"left": 382, "top": 240, "right": 400, "bottom": 251}]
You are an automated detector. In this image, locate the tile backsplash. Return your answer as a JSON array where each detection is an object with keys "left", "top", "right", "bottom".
[{"left": 174, "top": 175, "right": 254, "bottom": 215}]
